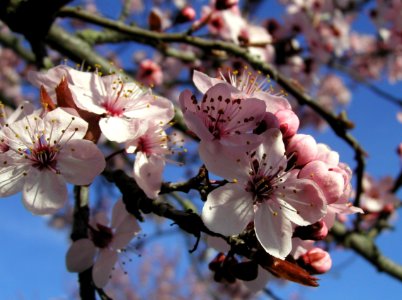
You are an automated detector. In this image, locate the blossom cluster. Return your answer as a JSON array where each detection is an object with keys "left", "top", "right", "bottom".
[
  {"left": 0, "top": 64, "right": 176, "bottom": 287},
  {"left": 180, "top": 69, "right": 362, "bottom": 277},
  {"left": 0, "top": 62, "right": 362, "bottom": 291}
]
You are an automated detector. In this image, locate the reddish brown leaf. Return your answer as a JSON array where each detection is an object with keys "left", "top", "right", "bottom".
[
  {"left": 40, "top": 85, "right": 56, "bottom": 111},
  {"left": 55, "top": 76, "right": 76, "bottom": 108},
  {"left": 55, "top": 76, "right": 102, "bottom": 143},
  {"left": 255, "top": 251, "right": 319, "bottom": 287}
]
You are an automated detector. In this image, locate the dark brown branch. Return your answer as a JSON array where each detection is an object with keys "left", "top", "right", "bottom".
[{"left": 72, "top": 186, "right": 96, "bottom": 300}]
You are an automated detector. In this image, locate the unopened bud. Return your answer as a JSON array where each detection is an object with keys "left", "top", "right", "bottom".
[
  {"left": 275, "top": 109, "right": 300, "bottom": 138},
  {"left": 293, "top": 220, "right": 328, "bottom": 240},
  {"left": 175, "top": 6, "right": 196, "bottom": 23},
  {"left": 299, "top": 248, "right": 332, "bottom": 274}
]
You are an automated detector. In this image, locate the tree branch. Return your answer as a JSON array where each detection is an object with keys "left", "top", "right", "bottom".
[{"left": 330, "top": 221, "right": 402, "bottom": 282}]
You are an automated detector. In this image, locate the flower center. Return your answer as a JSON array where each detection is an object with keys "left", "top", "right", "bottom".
[
  {"left": 102, "top": 100, "right": 125, "bottom": 117},
  {"left": 26, "top": 135, "right": 59, "bottom": 171}
]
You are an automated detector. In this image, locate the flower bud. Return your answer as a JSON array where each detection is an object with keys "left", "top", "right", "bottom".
[
  {"left": 293, "top": 220, "right": 328, "bottom": 240},
  {"left": 286, "top": 134, "right": 317, "bottom": 166},
  {"left": 175, "top": 6, "right": 196, "bottom": 23},
  {"left": 299, "top": 248, "right": 332, "bottom": 274},
  {"left": 275, "top": 109, "right": 300, "bottom": 138}
]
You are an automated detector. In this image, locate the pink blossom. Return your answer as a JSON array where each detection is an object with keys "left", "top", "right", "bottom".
[
  {"left": 180, "top": 82, "right": 266, "bottom": 172},
  {"left": 202, "top": 129, "right": 326, "bottom": 259},
  {"left": 360, "top": 175, "right": 399, "bottom": 214},
  {"left": 66, "top": 199, "right": 140, "bottom": 288},
  {"left": 68, "top": 72, "right": 174, "bottom": 143},
  {"left": 0, "top": 108, "right": 105, "bottom": 214},
  {"left": 125, "top": 121, "right": 173, "bottom": 199},
  {"left": 0, "top": 101, "right": 35, "bottom": 153},
  {"left": 299, "top": 160, "right": 346, "bottom": 205},
  {"left": 137, "top": 59, "right": 163, "bottom": 87},
  {"left": 321, "top": 163, "right": 363, "bottom": 228},
  {"left": 192, "top": 69, "right": 291, "bottom": 113}
]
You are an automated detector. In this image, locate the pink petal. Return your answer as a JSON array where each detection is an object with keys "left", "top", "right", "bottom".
[
  {"left": 133, "top": 152, "right": 165, "bottom": 199},
  {"left": 66, "top": 239, "right": 96, "bottom": 272},
  {"left": 252, "top": 92, "right": 291, "bottom": 113},
  {"left": 192, "top": 70, "right": 221, "bottom": 94},
  {"left": 255, "top": 202, "right": 292, "bottom": 259},
  {"left": 299, "top": 161, "right": 345, "bottom": 204},
  {"left": 199, "top": 140, "right": 249, "bottom": 181},
  {"left": 276, "top": 178, "right": 327, "bottom": 226},
  {"left": 22, "top": 169, "right": 68, "bottom": 215},
  {"left": 57, "top": 139, "right": 105, "bottom": 186},
  {"left": 202, "top": 184, "right": 254, "bottom": 236},
  {"left": 92, "top": 249, "right": 118, "bottom": 288}
]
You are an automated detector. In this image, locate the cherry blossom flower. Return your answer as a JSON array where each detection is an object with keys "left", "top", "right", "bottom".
[
  {"left": 136, "top": 59, "right": 163, "bottom": 87},
  {"left": 180, "top": 81, "right": 267, "bottom": 172},
  {"left": 0, "top": 101, "right": 35, "bottom": 153},
  {"left": 360, "top": 174, "right": 399, "bottom": 214},
  {"left": 125, "top": 120, "right": 173, "bottom": 199},
  {"left": 66, "top": 199, "right": 140, "bottom": 288},
  {"left": 0, "top": 108, "right": 105, "bottom": 214},
  {"left": 67, "top": 72, "right": 174, "bottom": 143},
  {"left": 192, "top": 69, "right": 291, "bottom": 113},
  {"left": 202, "top": 129, "right": 327, "bottom": 259}
]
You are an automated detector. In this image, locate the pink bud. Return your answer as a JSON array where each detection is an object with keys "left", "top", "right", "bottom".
[
  {"left": 175, "top": 6, "right": 196, "bottom": 24},
  {"left": 300, "top": 248, "right": 332, "bottom": 274},
  {"left": 286, "top": 134, "right": 317, "bottom": 166},
  {"left": 293, "top": 220, "right": 328, "bottom": 240},
  {"left": 315, "top": 143, "right": 339, "bottom": 165},
  {"left": 299, "top": 160, "right": 345, "bottom": 204},
  {"left": 275, "top": 109, "right": 300, "bottom": 138},
  {"left": 137, "top": 59, "right": 163, "bottom": 86}
]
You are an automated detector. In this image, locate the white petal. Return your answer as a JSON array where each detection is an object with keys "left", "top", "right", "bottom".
[
  {"left": 57, "top": 139, "right": 105, "bottom": 185},
  {"left": 258, "top": 129, "right": 287, "bottom": 174},
  {"left": 124, "top": 94, "right": 174, "bottom": 125},
  {"left": 44, "top": 108, "right": 88, "bottom": 142},
  {"left": 7, "top": 101, "right": 35, "bottom": 123},
  {"left": 99, "top": 117, "right": 132, "bottom": 143},
  {"left": 66, "top": 239, "right": 96, "bottom": 272},
  {"left": 22, "top": 169, "right": 67, "bottom": 215},
  {"left": 92, "top": 249, "right": 118, "bottom": 288},
  {"left": 0, "top": 154, "right": 28, "bottom": 196},
  {"left": 202, "top": 184, "right": 254, "bottom": 236},
  {"left": 255, "top": 202, "right": 292, "bottom": 259}
]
